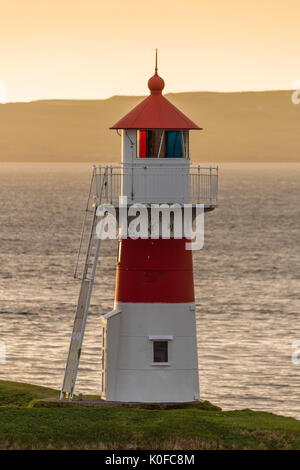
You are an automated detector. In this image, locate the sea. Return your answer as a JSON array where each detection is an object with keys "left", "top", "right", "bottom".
[{"left": 0, "top": 162, "right": 300, "bottom": 418}]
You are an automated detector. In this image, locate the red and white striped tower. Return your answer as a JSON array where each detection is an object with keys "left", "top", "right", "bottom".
[{"left": 101, "top": 54, "right": 206, "bottom": 402}]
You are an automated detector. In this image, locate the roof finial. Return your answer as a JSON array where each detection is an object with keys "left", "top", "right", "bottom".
[{"left": 148, "top": 49, "right": 165, "bottom": 94}]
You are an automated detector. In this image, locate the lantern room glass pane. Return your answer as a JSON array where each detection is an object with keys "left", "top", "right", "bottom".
[
  {"left": 138, "top": 130, "right": 165, "bottom": 158},
  {"left": 139, "top": 130, "right": 147, "bottom": 158},
  {"left": 166, "top": 131, "right": 182, "bottom": 158}
]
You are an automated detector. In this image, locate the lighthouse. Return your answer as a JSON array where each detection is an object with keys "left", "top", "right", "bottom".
[
  {"left": 99, "top": 56, "right": 218, "bottom": 403},
  {"left": 60, "top": 53, "right": 218, "bottom": 402}
]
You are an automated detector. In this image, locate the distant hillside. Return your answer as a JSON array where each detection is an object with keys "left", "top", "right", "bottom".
[{"left": 0, "top": 91, "right": 299, "bottom": 162}]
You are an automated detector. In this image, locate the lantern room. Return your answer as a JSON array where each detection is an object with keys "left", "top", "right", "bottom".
[{"left": 109, "top": 53, "right": 203, "bottom": 204}]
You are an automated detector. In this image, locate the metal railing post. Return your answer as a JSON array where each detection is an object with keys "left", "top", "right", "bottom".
[
  {"left": 110, "top": 166, "right": 113, "bottom": 204},
  {"left": 197, "top": 166, "right": 200, "bottom": 204},
  {"left": 209, "top": 166, "right": 213, "bottom": 203}
]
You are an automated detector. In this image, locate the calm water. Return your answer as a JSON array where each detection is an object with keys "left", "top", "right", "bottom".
[{"left": 0, "top": 163, "right": 300, "bottom": 418}]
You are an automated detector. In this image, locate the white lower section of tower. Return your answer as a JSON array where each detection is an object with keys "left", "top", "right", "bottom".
[{"left": 101, "top": 302, "right": 200, "bottom": 403}]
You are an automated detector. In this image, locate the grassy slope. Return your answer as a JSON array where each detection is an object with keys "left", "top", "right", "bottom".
[
  {"left": 1, "top": 380, "right": 300, "bottom": 450},
  {"left": 0, "top": 380, "right": 59, "bottom": 406}
]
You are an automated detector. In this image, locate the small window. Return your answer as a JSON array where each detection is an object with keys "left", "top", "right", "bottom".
[{"left": 153, "top": 341, "right": 168, "bottom": 363}]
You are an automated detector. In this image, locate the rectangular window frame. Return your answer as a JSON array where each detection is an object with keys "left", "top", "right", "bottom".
[{"left": 149, "top": 336, "right": 173, "bottom": 366}]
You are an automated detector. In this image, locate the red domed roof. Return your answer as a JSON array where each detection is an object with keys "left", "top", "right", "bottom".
[
  {"left": 110, "top": 52, "right": 202, "bottom": 131},
  {"left": 148, "top": 72, "right": 165, "bottom": 94}
]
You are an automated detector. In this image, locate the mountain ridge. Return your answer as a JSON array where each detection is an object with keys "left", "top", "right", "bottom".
[{"left": 0, "top": 90, "right": 298, "bottom": 162}]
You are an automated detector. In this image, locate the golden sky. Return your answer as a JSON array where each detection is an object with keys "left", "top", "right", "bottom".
[{"left": 1, "top": 0, "right": 300, "bottom": 102}]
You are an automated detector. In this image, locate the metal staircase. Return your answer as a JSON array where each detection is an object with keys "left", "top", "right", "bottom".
[{"left": 60, "top": 168, "right": 108, "bottom": 399}]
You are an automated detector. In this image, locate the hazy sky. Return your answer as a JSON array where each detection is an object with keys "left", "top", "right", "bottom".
[{"left": 1, "top": 0, "right": 300, "bottom": 102}]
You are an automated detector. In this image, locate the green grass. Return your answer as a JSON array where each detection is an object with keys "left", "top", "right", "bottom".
[
  {"left": 1, "top": 380, "right": 300, "bottom": 449},
  {"left": 0, "top": 380, "right": 59, "bottom": 407}
]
